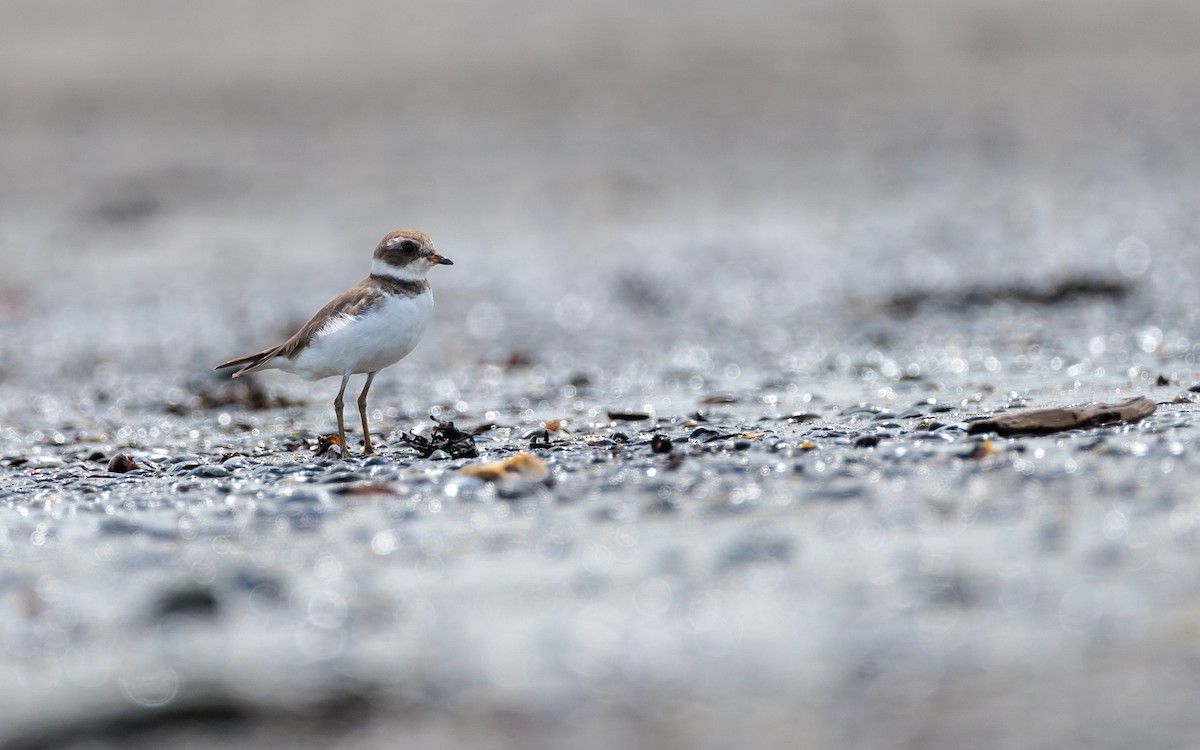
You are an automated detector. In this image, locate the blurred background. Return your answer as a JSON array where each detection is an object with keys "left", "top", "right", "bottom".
[
  {"left": 2, "top": 0, "right": 1198, "bottom": 391},
  {"left": 3, "top": 3, "right": 1200, "bottom": 749}
]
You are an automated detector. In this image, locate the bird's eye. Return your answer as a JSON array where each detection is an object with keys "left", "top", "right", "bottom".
[{"left": 398, "top": 240, "right": 419, "bottom": 253}]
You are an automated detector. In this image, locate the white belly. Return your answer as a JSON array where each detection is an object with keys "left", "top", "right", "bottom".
[{"left": 283, "top": 291, "right": 433, "bottom": 379}]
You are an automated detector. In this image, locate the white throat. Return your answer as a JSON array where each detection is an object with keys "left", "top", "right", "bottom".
[{"left": 371, "top": 259, "right": 427, "bottom": 282}]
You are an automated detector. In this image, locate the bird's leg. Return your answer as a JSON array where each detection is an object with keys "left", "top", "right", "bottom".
[
  {"left": 334, "top": 373, "right": 350, "bottom": 458},
  {"left": 357, "top": 371, "right": 378, "bottom": 455}
]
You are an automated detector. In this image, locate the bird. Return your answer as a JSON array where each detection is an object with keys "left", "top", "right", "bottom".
[{"left": 215, "top": 229, "right": 452, "bottom": 456}]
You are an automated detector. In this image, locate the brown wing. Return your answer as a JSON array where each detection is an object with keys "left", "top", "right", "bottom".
[{"left": 213, "top": 278, "right": 384, "bottom": 377}]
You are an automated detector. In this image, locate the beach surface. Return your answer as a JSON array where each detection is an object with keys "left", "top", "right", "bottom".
[{"left": 2, "top": 1, "right": 1199, "bottom": 747}]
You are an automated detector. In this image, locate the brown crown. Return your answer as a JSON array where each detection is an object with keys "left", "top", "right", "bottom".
[{"left": 373, "top": 229, "right": 436, "bottom": 267}]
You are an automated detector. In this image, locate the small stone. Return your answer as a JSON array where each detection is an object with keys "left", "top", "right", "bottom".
[
  {"left": 966, "top": 396, "right": 1156, "bottom": 436},
  {"left": 608, "top": 410, "right": 652, "bottom": 422},
  {"left": 854, "top": 435, "right": 881, "bottom": 448},
  {"left": 107, "top": 453, "right": 139, "bottom": 473},
  {"left": 651, "top": 434, "right": 673, "bottom": 454},
  {"left": 785, "top": 412, "right": 821, "bottom": 424},
  {"left": 190, "top": 465, "right": 231, "bottom": 478},
  {"left": 428, "top": 449, "right": 451, "bottom": 461},
  {"left": 153, "top": 585, "right": 220, "bottom": 620}
]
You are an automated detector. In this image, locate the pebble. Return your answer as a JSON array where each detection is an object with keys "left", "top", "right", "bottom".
[
  {"left": 107, "top": 453, "right": 140, "bottom": 473},
  {"left": 153, "top": 585, "right": 220, "bottom": 620},
  {"left": 651, "top": 434, "right": 674, "bottom": 454},
  {"left": 190, "top": 465, "right": 232, "bottom": 478}
]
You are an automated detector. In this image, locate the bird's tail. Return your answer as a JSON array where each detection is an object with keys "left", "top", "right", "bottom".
[{"left": 213, "top": 345, "right": 283, "bottom": 378}]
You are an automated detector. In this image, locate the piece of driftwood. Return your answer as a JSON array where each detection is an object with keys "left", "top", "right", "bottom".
[{"left": 966, "top": 396, "right": 1156, "bottom": 436}]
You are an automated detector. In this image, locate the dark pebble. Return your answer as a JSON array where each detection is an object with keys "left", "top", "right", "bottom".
[
  {"left": 966, "top": 396, "right": 1155, "bottom": 436},
  {"left": 165, "top": 454, "right": 204, "bottom": 464},
  {"left": 810, "top": 484, "right": 864, "bottom": 502},
  {"left": 1189, "top": 384, "right": 1200, "bottom": 393},
  {"left": 100, "top": 518, "right": 145, "bottom": 536},
  {"left": 153, "top": 585, "right": 220, "bottom": 620},
  {"left": 106, "top": 453, "right": 140, "bottom": 473},
  {"left": 854, "top": 435, "right": 881, "bottom": 448},
  {"left": 690, "top": 428, "right": 721, "bottom": 443},
  {"left": 785, "top": 412, "right": 821, "bottom": 424},
  {"left": 808, "top": 429, "right": 851, "bottom": 438},
  {"left": 608, "top": 410, "right": 652, "bottom": 422},
  {"left": 934, "top": 423, "right": 967, "bottom": 434},
  {"left": 651, "top": 434, "right": 674, "bottom": 454},
  {"left": 840, "top": 403, "right": 884, "bottom": 417},
  {"left": 912, "top": 431, "right": 954, "bottom": 442}
]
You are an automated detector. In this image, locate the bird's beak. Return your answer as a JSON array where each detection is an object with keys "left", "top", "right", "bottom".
[{"left": 432, "top": 254, "right": 453, "bottom": 266}]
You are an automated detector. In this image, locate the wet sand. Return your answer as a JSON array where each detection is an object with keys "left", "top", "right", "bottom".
[{"left": 2, "top": 1, "right": 1199, "bottom": 748}]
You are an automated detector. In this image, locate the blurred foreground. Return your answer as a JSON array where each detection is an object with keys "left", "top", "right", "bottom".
[{"left": 1, "top": 1, "right": 1199, "bottom": 748}]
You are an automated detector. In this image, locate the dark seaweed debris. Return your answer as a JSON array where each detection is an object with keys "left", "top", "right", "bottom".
[
  {"left": 886, "top": 276, "right": 1132, "bottom": 316},
  {"left": 398, "top": 420, "right": 478, "bottom": 458},
  {"left": 607, "top": 410, "right": 652, "bottom": 422}
]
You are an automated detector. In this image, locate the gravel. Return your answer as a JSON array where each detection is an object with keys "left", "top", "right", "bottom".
[{"left": 2, "top": 1, "right": 1200, "bottom": 748}]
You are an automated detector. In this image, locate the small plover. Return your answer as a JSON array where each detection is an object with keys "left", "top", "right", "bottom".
[{"left": 215, "top": 229, "right": 452, "bottom": 455}]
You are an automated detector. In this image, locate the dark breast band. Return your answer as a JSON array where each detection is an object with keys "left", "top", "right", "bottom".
[{"left": 369, "top": 274, "right": 429, "bottom": 297}]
